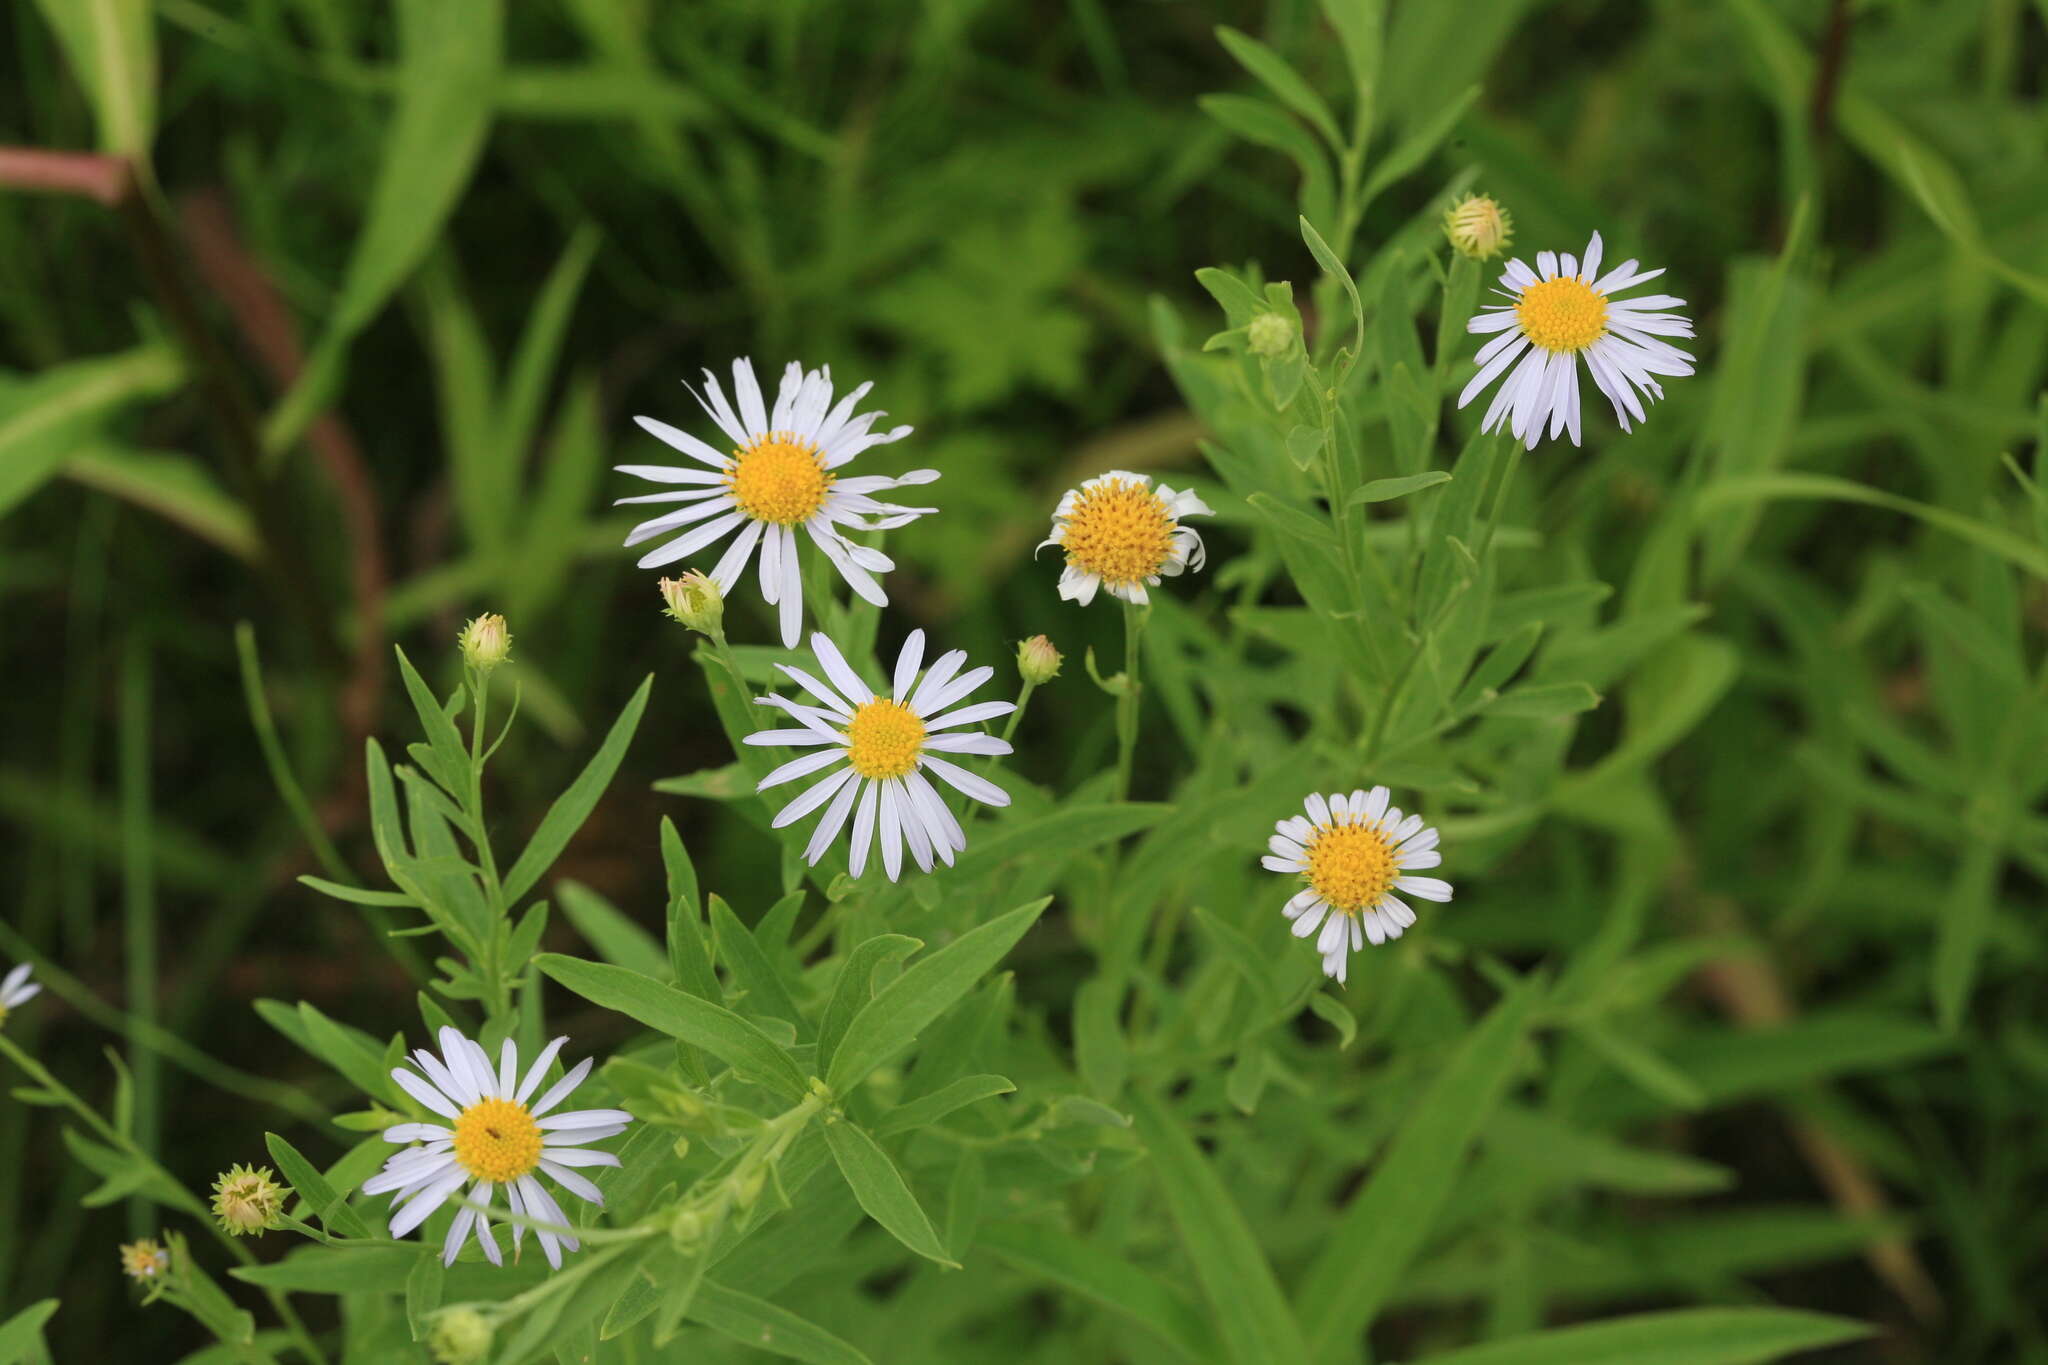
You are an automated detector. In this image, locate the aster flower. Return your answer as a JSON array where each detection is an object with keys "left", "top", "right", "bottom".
[
  {"left": 0, "top": 961, "right": 41, "bottom": 1026},
  {"left": 1261, "top": 787, "right": 1452, "bottom": 985},
  {"left": 1458, "top": 230, "right": 1694, "bottom": 449},
  {"left": 1039, "top": 470, "right": 1211, "bottom": 606},
  {"left": 745, "top": 630, "right": 1015, "bottom": 880},
  {"left": 364, "top": 1028, "right": 632, "bottom": 1269},
  {"left": 618, "top": 359, "right": 939, "bottom": 647}
]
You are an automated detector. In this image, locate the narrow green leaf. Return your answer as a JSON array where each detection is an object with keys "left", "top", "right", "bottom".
[
  {"left": 711, "top": 895, "right": 807, "bottom": 1038},
  {"left": 535, "top": 953, "right": 807, "bottom": 1099},
  {"left": 1215, "top": 26, "right": 1343, "bottom": 148},
  {"left": 823, "top": 1121, "right": 957, "bottom": 1267},
  {"left": 689, "top": 1280, "right": 874, "bottom": 1365},
  {"left": 874, "top": 1074, "right": 1015, "bottom": 1138},
  {"left": 1395, "top": 1306, "right": 1870, "bottom": 1365},
  {"left": 1349, "top": 471, "right": 1452, "bottom": 505},
  {"left": 1933, "top": 835, "right": 2002, "bottom": 1031},
  {"left": 1127, "top": 1086, "right": 1310, "bottom": 1365},
  {"left": 981, "top": 1220, "right": 1209, "bottom": 1362},
  {"left": 1300, "top": 976, "right": 1542, "bottom": 1359},
  {"left": 817, "top": 934, "right": 922, "bottom": 1077},
  {"left": 1300, "top": 215, "right": 1364, "bottom": 359},
  {"left": 826, "top": 898, "right": 1048, "bottom": 1094},
  {"left": 0, "top": 344, "right": 183, "bottom": 517},
  {"left": 557, "top": 880, "right": 668, "bottom": 981},
  {"left": 265, "top": 1132, "right": 372, "bottom": 1238},
  {"left": 501, "top": 675, "right": 652, "bottom": 906},
  {"left": 0, "top": 1298, "right": 59, "bottom": 1362}
]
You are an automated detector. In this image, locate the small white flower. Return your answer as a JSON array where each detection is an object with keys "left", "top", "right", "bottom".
[
  {"left": 618, "top": 359, "right": 939, "bottom": 647},
  {"left": 1261, "top": 787, "right": 1452, "bottom": 985},
  {"left": 745, "top": 630, "right": 1016, "bottom": 880},
  {"left": 364, "top": 1028, "right": 632, "bottom": 1269},
  {"left": 1038, "top": 469, "right": 1211, "bottom": 606},
  {"left": 0, "top": 961, "right": 41, "bottom": 1025},
  {"left": 1458, "top": 230, "right": 1694, "bottom": 449}
]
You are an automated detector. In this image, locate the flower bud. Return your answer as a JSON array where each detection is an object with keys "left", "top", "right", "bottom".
[
  {"left": 457, "top": 613, "right": 512, "bottom": 672},
  {"left": 119, "top": 1238, "right": 169, "bottom": 1282},
  {"left": 659, "top": 571, "right": 724, "bottom": 638},
  {"left": 1443, "top": 193, "right": 1513, "bottom": 261},
  {"left": 427, "top": 1307, "right": 494, "bottom": 1365},
  {"left": 210, "top": 1164, "right": 284, "bottom": 1237},
  {"left": 1016, "top": 635, "right": 1062, "bottom": 685},
  {"left": 1246, "top": 311, "right": 1295, "bottom": 357}
]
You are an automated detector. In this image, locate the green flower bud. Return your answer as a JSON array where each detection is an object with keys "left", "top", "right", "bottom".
[
  {"left": 659, "top": 571, "right": 724, "bottom": 638},
  {"left": 427, "top": 1307, "right": 494, "bottom": 1365},
  {"left": 1246, "top": 312, "right": 1295, "bottom": 357},
  {"left": 1016, "top": 634, "right": 1062, "bottom": 685},
  {"left": 457, "top": 613, "right": 512, "bottom": 672}
]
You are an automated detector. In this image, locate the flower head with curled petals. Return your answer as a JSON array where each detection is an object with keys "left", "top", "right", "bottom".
[
  {"left": 1038, "top": 470, "right": 1211, "bottom": 607},
  {"left": 365, "top": 1028, "right": 632, "bottom": 1269},
  {"left": 744, "top": 630, "right": 1017, "bottom": 880},
  {"left": 1261, "top": 788, "right": 1452, "bottom": 985},
  {"left": 618, "top": 359, "right": 938, "bottom": 646},
  {"left": 1459, "top": 230, "right": 1694, "bottom": 449}
]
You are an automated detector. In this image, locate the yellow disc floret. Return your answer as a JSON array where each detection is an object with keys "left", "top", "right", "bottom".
[
  {"left": 1060, "top": 478, "right": 1175, "bottom": 586},
  {"left": 845, "top": 699, "right": 926, "bottom": 780},
  {"left": 726, "top": 433, "right": 833, "bottom": 525},
  {"left": 1303, "top": 821, "right": 1397, "bottom": 913},
  {"left": 451, "top": 1097, "right": 544, "bottom": 1184},
  {"left": 1516, "top": 276, "right": 1608, "bottom": 353}
]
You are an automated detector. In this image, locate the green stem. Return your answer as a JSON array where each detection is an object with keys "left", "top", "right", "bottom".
[
  {"left": 1113, "top": 604, "right": 1148, "bottom": 801},
  {"left": 120, "top": 636, "right": 158, "bottom": 1243},
  {"left": 464, "top": 668, "right": 510, "bottom": 1020}
]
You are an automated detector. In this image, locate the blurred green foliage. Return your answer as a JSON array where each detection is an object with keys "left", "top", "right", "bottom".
[{"left": 3, "top": 1, "right": 2048, "bottom": 1363}]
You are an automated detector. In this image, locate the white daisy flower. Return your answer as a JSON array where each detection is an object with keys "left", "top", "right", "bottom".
[
  {"left": 1458, "top": 230, "right": 1694, "bottom": 449},
  {"left": 744, "top": 630, "right": 1016, "bottom": 880},
  {"left": 1260, "top": 787, "right": 1452, "bottom": 985},
  {"left": 1038, "top": 469, "right": 1211, "bottom": 606},
  {"left": 0, "top": 961, "right": 41, "bottom": 1025},
  {"left": 364, "top": 1028, "right": 632, "bottom": 1269},
  {"left": 618, "top": 358, "right": 940, "bottom": 647}
]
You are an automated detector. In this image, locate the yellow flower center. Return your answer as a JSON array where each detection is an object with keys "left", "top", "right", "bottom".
[
  {"left": 726, "top": 433, "right": 833, "bottom": 526},
  {"left": 844, "top": 699, "right": 926, "bottom": 780},
  {"left": 451, "top": 1097, "right": 544, "bottom": 1183},
  {"left": 1060, "top": 479, "right": 1175, "bottom": 586},
  {"left": 1516, "top": 276, "right": 1608, "bottom": 353},
  {"left": 1304, "top": 822, "right": 1397, "bottom": 913}
]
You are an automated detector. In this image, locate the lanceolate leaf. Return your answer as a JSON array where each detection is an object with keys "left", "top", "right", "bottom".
[
  {"left": 825, "top": 899, "right": 1048, "bottom": 1095},
  {"left": 535, "top": 954, "right": 807, "bottom": 1100},
  {"left": 823, "top": 1121, "right": 957, "bottom": 1268},
  {"left": 1396, "top": 1306, "right": 1869, "bottom": 1365},
  {"left": 502, "top": 675, "right": 652, "bottom": 906}
]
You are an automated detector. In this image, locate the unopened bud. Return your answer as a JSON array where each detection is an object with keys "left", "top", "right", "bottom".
[
  {"left": 1443, "top": 194, "right": 1513, "bottom": 261},
  {"left": 457, "top": 613, "right": 512, "bottom": 672},
  {"left": 1016, "top": 635, "right": 1062, "bottom": 685},
  {"left": 1246, "top": 312, "right": 1294, "bottom": 357},
  {"left": 210, "top": 1164, "right": 283, "bottom": 1237},
  {"left": 427, "top": 1307, "right": 494, "bottom": 1365},
  {"left": 659, "top": 571, "right": 724, "bottom": 638}
]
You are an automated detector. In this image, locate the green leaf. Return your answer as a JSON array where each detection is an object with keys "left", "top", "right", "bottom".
[
  {"left": 874, "top": 1074, "right": 1015, "bottom": 1138},
  {"left": 1300, "top": 975, "right": 1542, "bottom": 1359},
  {"left": 264, "top": 0, "right": 504, "bottom": 452},
  {"left": 1215, "top": 26, "right": 1343, "bottom": 148},
  {"left": 981, "top": 1220, "right": 1209, "bottom": 1362},
  {"left": 1246, "top": 491, "right": 1338, "bottom": 548},
  {"left": 0, "top": 1298, "right": 58, "bottom": 1364},
  {"left": 0, "top": 344, "right": 182, "bottom": 517},
  {"left": 1395, "top": 1307, "right": 1869, "bottom": 1365},
  {"left": 233, "top": 1245, "right": 421, "bottom": 1295},
  {"left": 264, "top": 1132, "right": 372, "bottom": 1238},
  {"left": 1349, "top": 470, "right": 1452, "bottom": 505},
  {"left": 1300, "top": 215, "right": 1364, "bottom": 360},
  {"left": 711, "top": 895, "right": 807, "bottom": 1038},
  {"left": 1693, "top": 474, "right": 2048, "bottom": 580},
  {"left": 1127, "top": 1087, "right": 1310, "bottom": 1365},
  {"left": 826, "top": 898, "right": 1049, "bottom": 1094},
  {"left": 501, "top": 674, "right": 652, "bottom": 906},
  {"left": 689, "top": 1280, "right": 874, "bottom": 1365},
  {"left": 823, "top": 1121, "right": 957, "bottom": 1267},
  {"left": 1357, "top": 83, "right": 1479, "bottom": 208},
  {"left": 557, "top": 880, "right": 668, "bottom": 981},
  {"left": 1933, "top": 834, "right": 2002, "bottom": 1032},
  {"left": 818, "top": 934, "right": 923, "bottom": 1078},
  {"left": 28, "top": 0, "right": 155, "bottom": 155},
  {"left": 297, "top": 876, "right": 416, "bottom": 908},
  {"left": 1487, "top": 681, "right": 1602, "bottom": 719},
  {"left": 63, "top": 446, "right": 256, "bottom": 559},
  {"left": 535, "top": 953, "right": 808, "bottom": 1100}
]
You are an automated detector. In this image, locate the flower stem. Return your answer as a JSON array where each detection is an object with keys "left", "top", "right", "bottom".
[{"left": 1114, "top": 602, "right": 1148, "bottom": 801}]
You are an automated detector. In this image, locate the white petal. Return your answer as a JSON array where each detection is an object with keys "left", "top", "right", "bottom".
[
  {"left": 921, "top": 754, "right": 1009, "bottom": 807},
  {"left": 529, "top": 1057, "right": 594, "bottom": 1117},
  {"left": 1395, "top": 876, "right": 1454, "bottom": 902},
  {"left": 892, "top": 630, "right": 925, "bottom": 703},
  {"left": 516, "top": 1037, "right": 570, "bottom": 1104}
]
